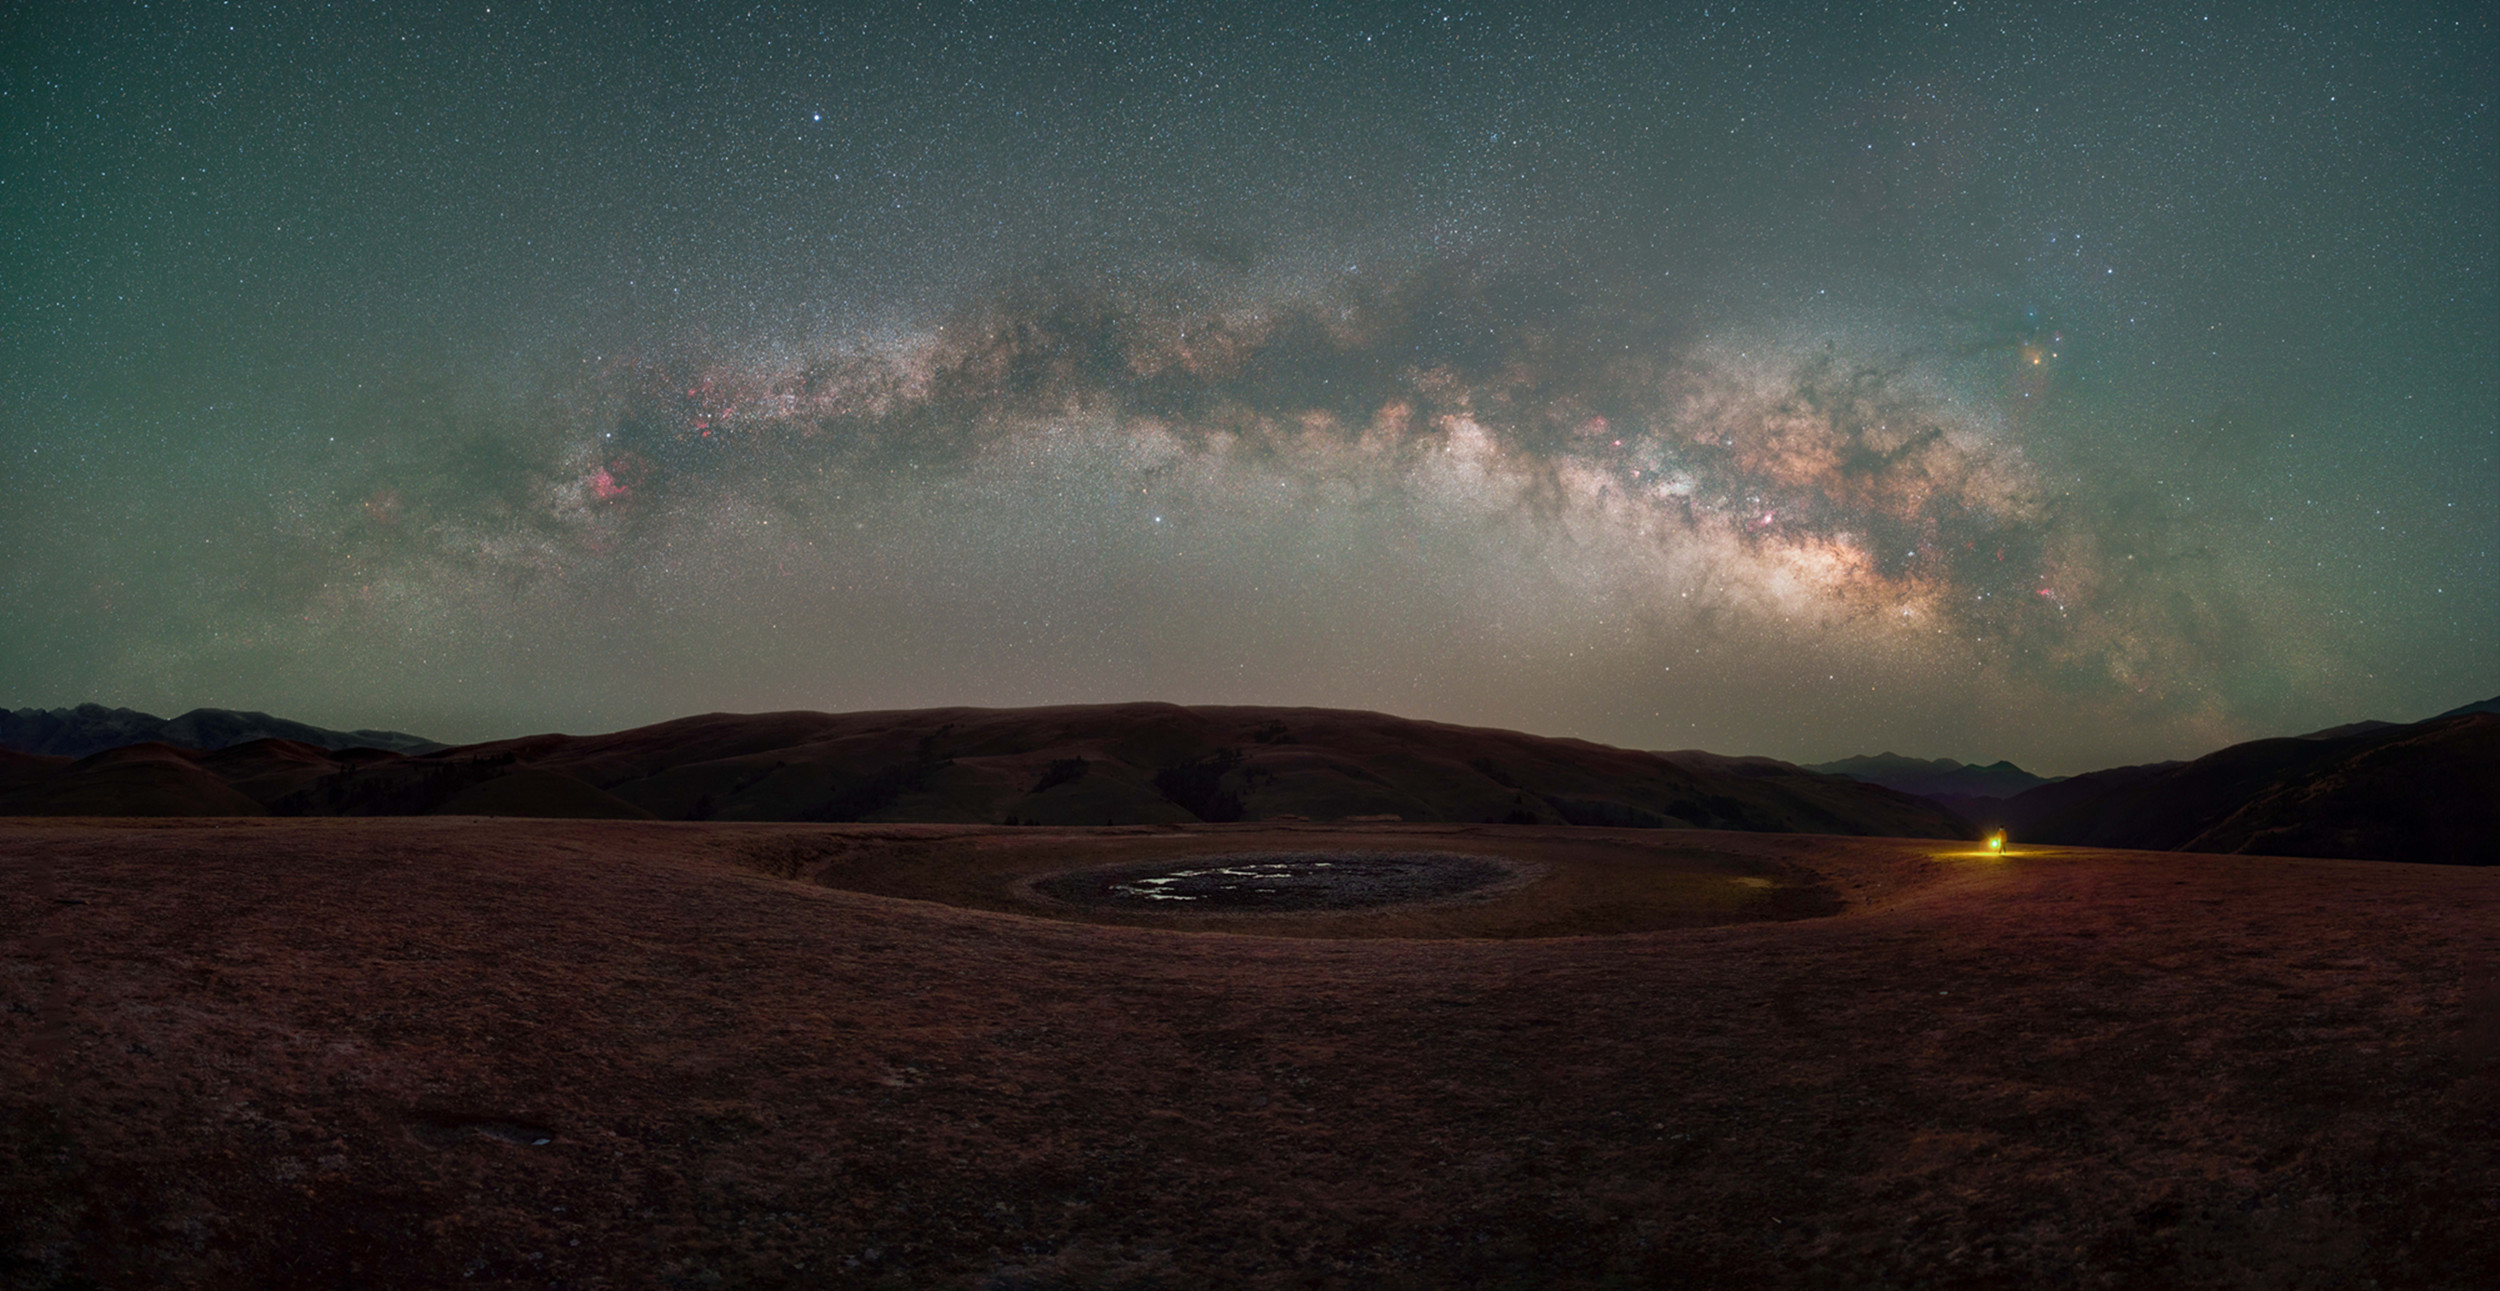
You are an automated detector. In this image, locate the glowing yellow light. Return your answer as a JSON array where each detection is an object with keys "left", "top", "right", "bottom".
[{"left": 1985, "top": 830, "right": 2006, "bottom": 855}]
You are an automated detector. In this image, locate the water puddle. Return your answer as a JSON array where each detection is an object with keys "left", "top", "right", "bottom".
[{"left": 1036, "top": 851, "right": 1516, "bottom": 912}]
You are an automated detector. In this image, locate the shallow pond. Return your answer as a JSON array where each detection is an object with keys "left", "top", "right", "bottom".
[{"left": 1032, "top": 851, "right": 1517, "bottom": 912}]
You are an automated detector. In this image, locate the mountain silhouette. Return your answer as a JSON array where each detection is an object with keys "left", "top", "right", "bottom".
[
  {"left": 1972, "top": 702, "right": 2498, "bottom": 864},
  {"left": 0, "top": 704, "right": 443, "bottom": 759},
  {"left": 0, "top": 703, "right": 1969, "bottom": 838},
  {"left": 1802, "top": 753, "right": 2060, "bottom": 800}
]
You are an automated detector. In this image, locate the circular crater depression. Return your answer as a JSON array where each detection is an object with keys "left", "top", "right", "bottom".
[{"left": 1031, "top": 851, "right": 1519, "bottom": 913}]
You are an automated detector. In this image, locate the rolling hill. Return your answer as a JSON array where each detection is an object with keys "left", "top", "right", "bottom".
[
  {"left": 1972, "top": 710, "right": 2497, "bottom": 864},
  {"left": 9, "top": 697, "right": 2489, "bottom": 861},
  {"left": 0, "top": 703, "right": 1971, "bottom": 839}
]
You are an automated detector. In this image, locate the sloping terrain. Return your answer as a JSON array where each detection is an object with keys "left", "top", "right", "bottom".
[
  {"left": 1, "top": 819, "right": 2493, "bottom": 1289},
  {"left": 1986, "top": 712, "right": 2498, "bottom": 864},
  {"left": 0, "top": 744, "right": 265, "bottom": 818},
  {"left": 0, "top": 704, "right": 1972, "bottom": 840},
  {"left": 2181, "top": 715, "right": 2499, "bottom": 861},
  {"left": 0, "top": 752, "right": 68, "bottom": 801}
]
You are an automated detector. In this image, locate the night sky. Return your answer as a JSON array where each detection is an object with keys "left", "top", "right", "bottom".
[{"left": 4, "top": 2, "right": 2492, "bottom": 774}]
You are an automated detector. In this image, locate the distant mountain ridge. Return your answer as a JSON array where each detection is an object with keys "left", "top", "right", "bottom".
[
  {"left": 2288, "top": 697, "right": 2499, "bottom": 742},
  {"left": 0, "top": 703, "right": 1970, "bottom": 840},
  {"left": 1803, "top": 752, "right": 2060, "bottom": 801},
  {"left": 0, "top": 704, "right": 443, "bottom": 759}
]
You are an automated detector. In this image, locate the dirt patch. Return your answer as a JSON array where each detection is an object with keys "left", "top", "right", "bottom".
[{"left": 1029, "top": 850, "right": 1524, "bottom": 912}]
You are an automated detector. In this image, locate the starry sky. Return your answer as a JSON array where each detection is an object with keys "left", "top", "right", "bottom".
[{"left": 3, "top": 1, "right": 2492, "bottom": 774}]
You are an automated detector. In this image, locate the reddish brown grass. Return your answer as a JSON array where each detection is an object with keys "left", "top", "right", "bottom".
[{"left": 2, "top": 818, "right": 2494, "bottom": 1288}]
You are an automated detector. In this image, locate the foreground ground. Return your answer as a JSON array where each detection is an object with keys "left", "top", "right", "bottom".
[{"left": 2, "top": 819, "right": 2494, "bottom": 1289}]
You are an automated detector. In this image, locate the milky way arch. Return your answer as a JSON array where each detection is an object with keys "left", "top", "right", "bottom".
[{"left": 542, "top": 271, "right": 2090, "bottom": 658}]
